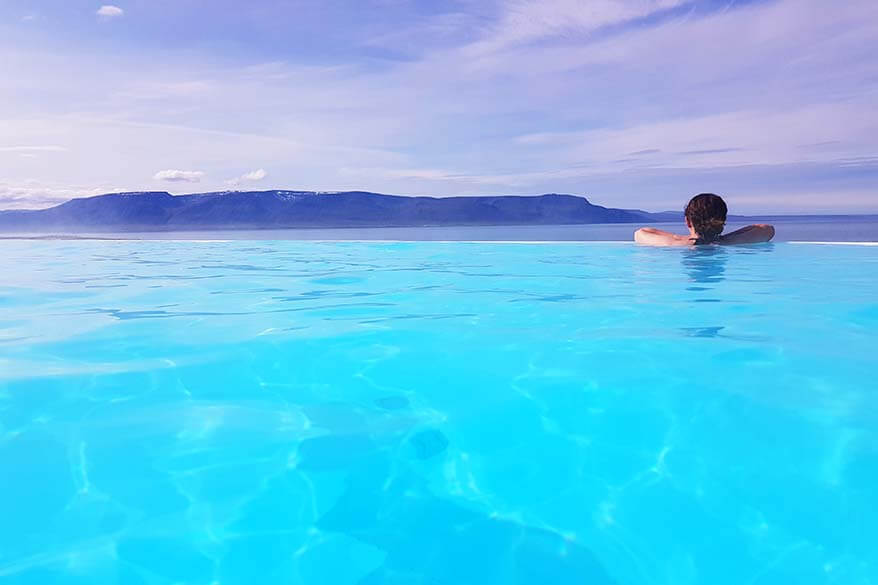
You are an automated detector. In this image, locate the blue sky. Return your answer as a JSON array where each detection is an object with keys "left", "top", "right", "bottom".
[{"left": 1, "top": 0, "right": 876, "bottom": 213}]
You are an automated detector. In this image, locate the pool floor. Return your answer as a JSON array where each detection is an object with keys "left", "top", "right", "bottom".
[{"left": 0, "top": 241, "right": 876, "bottom": 584}]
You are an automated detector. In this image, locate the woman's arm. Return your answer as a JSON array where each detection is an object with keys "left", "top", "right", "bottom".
[
  {"left": 634, "top": 227, "right": 691, "bottom": 246},
  {"left": 718, "top": 224, "right": 775, "bottom": 245}
]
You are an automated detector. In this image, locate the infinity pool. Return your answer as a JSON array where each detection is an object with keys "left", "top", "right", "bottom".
[{"left": 1, "top": 241, "right": 876, "bottom": 585}]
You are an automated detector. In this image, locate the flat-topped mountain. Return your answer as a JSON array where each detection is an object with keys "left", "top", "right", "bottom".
[{"left": 0, "top": 190, "right": 680, "bottom": 232}]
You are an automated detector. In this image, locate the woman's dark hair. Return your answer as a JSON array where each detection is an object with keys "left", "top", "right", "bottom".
[{"left": 685, "top": 193, "right": 727, "bottom": 244}]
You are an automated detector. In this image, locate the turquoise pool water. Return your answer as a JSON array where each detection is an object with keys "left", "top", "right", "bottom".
[{"left": 1, "top": 241, "right": 876, "bottom": 585}]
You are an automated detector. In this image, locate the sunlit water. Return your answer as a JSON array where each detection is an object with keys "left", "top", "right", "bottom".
[{"left": 1, "top": 241, "right": 876, "bottom": 585}]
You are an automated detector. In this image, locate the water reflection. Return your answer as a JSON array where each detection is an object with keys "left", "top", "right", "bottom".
[
  {"left": 682, "top": 246, "right": 728, "bottom": 285},
  {"left": 683, "top": 243, "right": 775, "bottom": 286},
  {"left": 679, "top": 244, "right": 775, "bottom": 342}
]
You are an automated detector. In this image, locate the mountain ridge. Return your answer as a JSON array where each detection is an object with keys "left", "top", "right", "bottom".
[{"left": 0, "top": 190, "right": 678, "bottom": 232}]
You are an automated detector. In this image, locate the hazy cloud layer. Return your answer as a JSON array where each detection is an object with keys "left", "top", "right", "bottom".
[
  {"left": 0, "top": 180, "right": 122, "bottom": 209},
  {"left": 0, "top": 0, "right": 876, "bottom": 213}
]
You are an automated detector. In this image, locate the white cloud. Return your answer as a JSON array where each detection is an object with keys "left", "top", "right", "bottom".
[
  {"left": 96, "top": 5, "right": 124, "bottom": 19},
  {"left": 0, "top": 145, "right": 67, "bottom": 153},
  {"left": 466, "top": 0, "right": 686, "bottom": 56},
  {"left": 510, "top": 102, "right": 878, "bottom": 173},
  {"left": 111, "top": 80, "right": 214, "bottom": 102},
  {"left": 241, "top": 168, "right": 267, "bottom": 181},
  {"left": 153, "top": 169, "right": 204, "bottom": 183},
  {"left": 225, "top": 168, "right": 268, "bottom": 186}
]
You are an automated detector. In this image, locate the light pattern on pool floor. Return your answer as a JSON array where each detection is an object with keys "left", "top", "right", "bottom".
[{"left": 0, "top": 242, "right": 876, "bottom": 584}]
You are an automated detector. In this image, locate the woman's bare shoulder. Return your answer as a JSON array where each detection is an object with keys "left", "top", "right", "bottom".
[{"left": 634, "top": 227, "right": 692, "bottom": 246}]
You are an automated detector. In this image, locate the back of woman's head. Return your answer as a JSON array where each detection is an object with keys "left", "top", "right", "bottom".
[{"left": 685, "top": 193, "right": 727, "bottom": 244}]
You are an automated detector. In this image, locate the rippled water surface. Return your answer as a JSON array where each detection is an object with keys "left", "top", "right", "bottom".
[{"left": 1, "top": 241, "right": 876, "bottom": 585}]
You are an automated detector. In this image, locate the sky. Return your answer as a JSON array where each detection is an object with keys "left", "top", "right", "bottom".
[{"left": 0, "top": 0, "right": 876, "bottom": 213}]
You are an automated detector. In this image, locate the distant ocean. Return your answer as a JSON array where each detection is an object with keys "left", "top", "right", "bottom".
[{"left": 6, "top": 218, "right": 877, "bottom": 241}]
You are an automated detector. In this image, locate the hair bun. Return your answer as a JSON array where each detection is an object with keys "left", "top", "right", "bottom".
[{"left": 684, "top": 193, "right": 728, "bottom": 244}]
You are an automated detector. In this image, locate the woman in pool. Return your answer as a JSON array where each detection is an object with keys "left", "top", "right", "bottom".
[{"left": 634, "top": 193, "right": 775, "bottom": 246}]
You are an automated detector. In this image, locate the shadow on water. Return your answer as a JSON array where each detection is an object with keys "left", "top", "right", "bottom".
[
  {"left": 289, "top": 401, "right": 616, "bottom": 585},
  {"left": 313, "top": 449, "right": 618, "bottom": 585}
]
